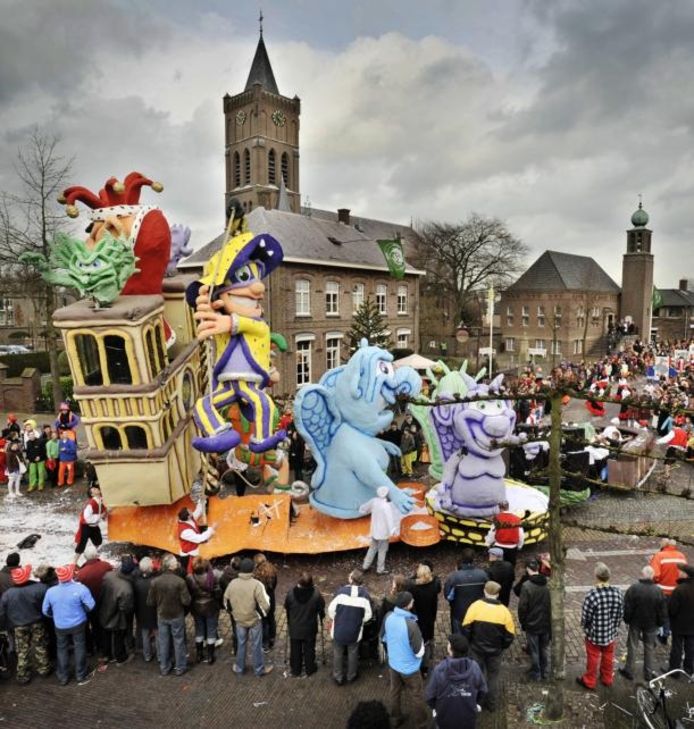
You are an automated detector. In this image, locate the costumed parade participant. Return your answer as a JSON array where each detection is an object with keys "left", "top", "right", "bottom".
[
  {"left": 54, "top": 402, "right": 80, "bottom": 434},
  {"left": 74, "top": 484, "right": 108, "bottom": 561},
  {"left": 186, "top": 200, "right": 285, "bottom": 454},
  {"left": 177, "top": 502, "right": 215, "bottom": 574}
]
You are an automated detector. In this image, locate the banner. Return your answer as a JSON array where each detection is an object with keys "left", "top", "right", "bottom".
[
  {"left": 652, "top": 286, "right": 663, "bottom": 311},
  {"left": 377, "top": 237, "right": 406, "bottom": 279}
]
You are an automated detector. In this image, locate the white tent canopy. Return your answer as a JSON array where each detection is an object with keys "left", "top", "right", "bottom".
[{"left": 393, "top": 353, "right": 438, "bottom": 371}]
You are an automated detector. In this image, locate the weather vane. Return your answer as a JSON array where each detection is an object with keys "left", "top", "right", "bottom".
[{"left": 259, "top": 9, "right": 264, "bottom": 36}]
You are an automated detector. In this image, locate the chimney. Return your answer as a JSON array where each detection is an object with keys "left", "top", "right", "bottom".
[
  {"left": 337, "top": 208, "right": 351, "bottom": 225},
  {"left": 678, "top": 278, "right": 689, "bottom": 291}
]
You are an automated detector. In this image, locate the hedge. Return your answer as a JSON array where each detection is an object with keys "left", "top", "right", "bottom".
[
  {"left": 37, "top": 377, "right": 78, "bottom": 413},
  {"left": 0, "top": 351, "right": 51, "bottom": 377}
]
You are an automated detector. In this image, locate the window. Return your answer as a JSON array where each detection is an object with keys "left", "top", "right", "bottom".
[
  {"left": 352, "top": 283, "right": 365, "bottom": 313},
  {"left": 554, "top": 305, "right": 562, "bottom": 322},
  {"left": 591, "top": 306, "right": 600, "bottom": 319},
  {"left": 573, "top": 339, "right": 583, "bottom": 355},
  {"left": 125, "top": 425, "right": 148, "bottom": 450},
  {"left": 104, "top": 334, "right": 132, "bottom": 385},
  {"left": 534, "top": 339, "right": 546, "bottom": 350},
  {"left": 233, "top": 151, "right": 241, "bottom": 188},
  {"left": 75, "top": 333, "right": 102, "bottom": 386},
  {"left": 505, "top": 338, "right": 515, "bottom": 352},
  {"left": 397, "top": 285, "right": 408, "bottom": 315},
  {"left": 281, "top": 152, "right": 289, "bottom": 186},
  {"left": 576, "top": 306, "right": 585, "bottom": 330},
  {"left": 100, "top": 426, "right": 122, "bottom": 451},
  {"left": 243, "top": 148, "right": 251, "bottom": 184},
  {"left": 325, "top": 281, "right": 339, "bottom": 316},
  {"left": 154, "top": 322, "right": 167, "bottom": 369},
  {"left": 537, "top": 305, "right": 545, "bottom": 328},
  {"left": 326, "top": 335, "right": 341, "bottom": 370},
  {"left": 295, "top": 279, "right": 311, "bottom": 316},
  {"left": 506, "top": 305, "right": 514, "bottom": 327},
  {"left": 522, "top": 305, "right": 529, "bottom": 327},
  {"left": 145, "top": 329, "right": 159, "bottom": 380},
  {"left": 268, "top": 149, "right": 276, "bottom": 185},
  {"left": 551, "top": 340, "right": 561, "bottom": 356},
  {"left": 396, "top": 329, "right": 410, "bottom": 349},
  {"left": 376, "top": 284, "right": 387, "bottom": 315},
  {"left": 296, "top": 340, "right": 312, "bottom": 386},
  {"left": 0, "top": 298, "right": 15, "bottom": 326}
]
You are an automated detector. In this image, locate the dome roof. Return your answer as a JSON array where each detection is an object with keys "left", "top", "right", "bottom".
[{"left": 631, "top": 202, "right": 649, "bottom": 227}]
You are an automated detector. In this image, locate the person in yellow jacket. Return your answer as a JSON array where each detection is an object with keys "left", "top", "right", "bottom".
[
  {"left": 462, "top": 581, "right": 515, "bottom": 712},
  {"left": 186, "top": 202, "right": 285, "bottom": 454}
]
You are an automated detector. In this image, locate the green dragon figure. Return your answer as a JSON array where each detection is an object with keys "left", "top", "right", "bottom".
[{"left": 20, "top": 232, "right": 139, "bottom": 307}]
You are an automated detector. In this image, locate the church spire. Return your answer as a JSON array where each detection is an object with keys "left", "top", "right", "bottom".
[{"left": 245, "top": 17, "right": 279, "bottom": 95}]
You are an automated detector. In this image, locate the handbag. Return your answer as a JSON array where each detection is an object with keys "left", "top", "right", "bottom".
[{"left": 18, "top": 461, "right": 27, "bottom": 475}]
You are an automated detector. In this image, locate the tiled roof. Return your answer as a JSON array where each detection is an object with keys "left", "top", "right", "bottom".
[
  {"left": 245, "top": 35, "right": 279, "bottom": 95},
  {"left": 179, "top": 207, "right": 424, "bottom": 274},
  {"left": 507, "top": 250, "right": 620, "bottom": 293},
  {"left": 657, "top": 289, "right": 694, "bottom": 308}
]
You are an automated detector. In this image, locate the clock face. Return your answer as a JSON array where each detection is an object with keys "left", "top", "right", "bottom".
[
  {"left": 271, "top": 109, "right": 286, "bottom": 127},
  {"left": 235, "top": 110, "right": 247, "bottom": 125}
]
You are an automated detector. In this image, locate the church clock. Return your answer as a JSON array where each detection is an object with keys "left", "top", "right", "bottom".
[
  {"left": 235, "top": 110, "right": 247, "bottom": 125},
  {"left": 271, "top": 109, "right": 286, "bottom": 127}
]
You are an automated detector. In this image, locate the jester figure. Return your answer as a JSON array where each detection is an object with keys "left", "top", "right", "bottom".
[{"left": 186, "top": 213, "right": 285, "bottom": 454}]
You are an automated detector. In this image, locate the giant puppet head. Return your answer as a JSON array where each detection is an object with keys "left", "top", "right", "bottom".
[{"left": 58, "top": 171, "right": 171, "bottom": 297}]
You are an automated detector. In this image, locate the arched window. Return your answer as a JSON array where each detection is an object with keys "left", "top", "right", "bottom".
[
  {"left": 268, "top": 149, "right": 276, "bottom": 185},
  {"left": 125, "top": 425, "right": 148, "bottom": 450},
  {"left": 100, "top": 426, "right": 122, "bottom": 451},
  {"left": 154, "top": 322, "right": 167, "bottom": 369},
  {"left": 281, "top": 152, "right": 289, "bottom": 186},
  {"left": 145, "top": 328, "right": 158, "bottom": 380},
  {"left": 233, "top": 151, "right": 241, "bottom": 188},
  {"left": 104, "top": 334, "right": 132, "bottom": 384},
  {"left": 243, "top": 148, "right": 251, "bottom": 184},
  {"left": 74, "top": 333, "right": 102, "bottom": 386}
]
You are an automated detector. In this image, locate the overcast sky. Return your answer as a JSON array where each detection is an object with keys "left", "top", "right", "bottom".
[{"left": 1, "top": 0, "right": 692, "bottom": 288}]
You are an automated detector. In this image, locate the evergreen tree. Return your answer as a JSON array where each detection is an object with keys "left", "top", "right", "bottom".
[{"left": 346, "top": 296, "right": 392, "bottom": 352}]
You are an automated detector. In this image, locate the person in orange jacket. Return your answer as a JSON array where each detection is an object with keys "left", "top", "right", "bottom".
[{"left": 650, "top": 538, "right": 688, "bottom": 644}]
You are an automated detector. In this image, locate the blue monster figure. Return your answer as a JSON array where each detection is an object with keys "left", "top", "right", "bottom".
[{"left": 294, "top": 339, "right": 422, "bottom": 519}]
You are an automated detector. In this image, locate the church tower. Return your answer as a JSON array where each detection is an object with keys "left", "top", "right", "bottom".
[
  {"left": 620, "top": 200, "right": 654, "bottom": 338},
  {"left": 223, "top": 19, "right": 301, "bottom": 214}
]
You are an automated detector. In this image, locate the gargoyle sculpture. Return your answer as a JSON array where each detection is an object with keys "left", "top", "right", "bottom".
[{"left": 294, "top": 339, "right": 421, "bottom": 519}]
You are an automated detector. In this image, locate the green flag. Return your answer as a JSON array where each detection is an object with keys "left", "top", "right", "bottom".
[
  {"left": 377, "top": 237, "right": 406, "bottom": 279},
  {"left": 652, "top": 286, "right": 663, "bottom": 311}
]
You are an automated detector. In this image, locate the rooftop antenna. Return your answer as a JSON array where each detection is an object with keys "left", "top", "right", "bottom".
[{"left": 637, "top": 192, "right": 642, "bottom": 208}]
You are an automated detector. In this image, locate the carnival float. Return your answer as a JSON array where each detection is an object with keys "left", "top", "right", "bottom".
[{"left": 47, "top": 170, "right": 549, "bottom": 557}]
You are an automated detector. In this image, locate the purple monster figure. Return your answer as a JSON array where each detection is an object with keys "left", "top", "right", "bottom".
[
  {"left": 166, "top": 224, "right": 193, "bottom": 276},
  {"left": 432, "top": 374, "right": 526, "bottom": 519}
]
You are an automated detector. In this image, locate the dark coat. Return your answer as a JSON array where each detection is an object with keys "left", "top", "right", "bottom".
[
  {"left": 284, "top": 585, "right": 325, "bottom": 640},
  {"left": 518, "top": 574, "right": 551, "bottom": 635},
  {"left": 76, "top": 558, "right": 113, "bottom": 602},
  {"left": 99, "top": 571, "right": 135, "bottom": 631},
  {"left": 668, "top": 577, "right": 694, "bottom": 635},
  {"left": 0, "top": 581, "right": 48, "bottom": 629},
  {"left": 411, "top": 579, "right": 441, "bottom": 642},
  {"left": 486, "top": 559, "right": 515, "bottom": 607},
  {"left": 147, "top": 571, "right": 191, "bottom": 621},
  {"left": 25, "top": 438, "right": 46, "bottom": 462},
  {"left": 425, "top": 656, "right": 487, "bottom": 729},
  {"left": 186, "top": 570, "right": 221, "bottom": 618},
  {"left": 623, "top": 579, "right": 667, "bottom": 630},
  {"left": 444, "top": 565, "right": 488, "bottom": 622},
  {"left": 132, "top": 572, "right": 158, "bottom": 630}
]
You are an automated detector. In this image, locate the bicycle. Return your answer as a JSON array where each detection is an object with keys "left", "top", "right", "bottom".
[{"left": 634, "top": 669, "right": 694, "bottom": 729}]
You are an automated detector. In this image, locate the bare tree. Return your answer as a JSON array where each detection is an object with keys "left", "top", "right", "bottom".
[
  {"left": 0, "top": 128, "right": 74, "bottom": 409},
  {"left": 413, "top": 214, "right": 529, "bottom": 326}
]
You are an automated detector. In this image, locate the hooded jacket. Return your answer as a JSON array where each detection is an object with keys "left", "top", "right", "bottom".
[
  {"left": 383, "top": 607, "right": 424, "bottom": 676},
  {"left": 223, "top": 573, "right": 270, "bottom": 628},
  {"left": 99, "top": 571, "right": 135, "bottom": 631},
  {"left": 425, "top": 656, "right": 487, "bottom": 729},
  {"left": 623, "top": 578, "right": 666, "bottom": 630},
  {"left": 328, "top": 584, "right": 372, "bottom": 645},
  {"left": 518, "top": 574, "right": 552, "bottom": 635},
  {"left": 0, "top": 581, "right": 48, "bottom": 629},
  {"left": 668, "top": 576, "right": 694, "bottom": 635},
  {"left": 284, "top": 585, "right": 325, "bottom": 640}
]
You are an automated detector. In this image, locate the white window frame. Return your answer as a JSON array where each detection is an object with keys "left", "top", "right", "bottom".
[
  {"left": 537, "top": 305, "right": 545, "bottom": 328},
  {"left": 505, "top": 337, "right": 515, "bottom": 352},
  {"left": 573, "top": 339, "right": 583, "bottom": 355},
  {"left": 325, "top": 281, "right": 340, "bottom": 316},
  {"left": 396, "top": 328, "right": 411, "bottom": 349},
  {"left": 535, "top": 339, "right": 545, "bottom": 350},
  {"left": 376, "top": 284, "right": 387, "bottom": 315},
  {"left": 325, "top": 332, "right": 343, "bottom": 370},
  {"left": 551, "top": 339, "right": 561, "bottom": 356},
  {"left": 0, "top": 298, "right": 15, "bottom": 327},
  {"left": 396, "top": 285, "right": 408, "bottom": 315},
  {"left": 295, "top": 279, "right": 311, "bottom": 317},
  {"left": 506, "top": 305, "right": 514, "bottom": 327},
  {"left": 554, "top": 304, "right": 562, "bottom": 321},
  {"left": 522, "top": 305, "right": 529, "bottom": 327},
  {"left": 352, "top": 283, "right": 365, "bottom": 313},
  {"left": 295, "top": 334, "right": 314, "bottom": 386}
]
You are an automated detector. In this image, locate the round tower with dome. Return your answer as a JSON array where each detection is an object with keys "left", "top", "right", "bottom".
[{"left": 620, "top": 198, "right": 654, "bottom": 339}]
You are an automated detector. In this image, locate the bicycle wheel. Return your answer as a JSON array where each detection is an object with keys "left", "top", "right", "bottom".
[{"left": 635, "top": 686, "right": 668, "bottom": 729}]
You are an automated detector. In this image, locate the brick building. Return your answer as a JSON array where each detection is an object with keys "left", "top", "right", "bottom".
[
  {"left": 652, "top": 280, "right": 694, "bottom": 342},
  {"left": 499, "top": 250, "right": 620, "bottom": 367}
]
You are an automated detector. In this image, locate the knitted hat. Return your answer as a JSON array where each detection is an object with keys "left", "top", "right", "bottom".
[
  {"left": 488, "top": 547, "right": 504, "bottom": 558},
  {"left": 59, "top": 402, "right": 70, "bottom": 410},
  {"left": 56, "top": 564, "right": 75, "bottom": 583},
  {"left": 11, "top": 565, "right": 32, "bottom": 585},
  {"left": 239, "top": 558, "right": 255, "bottom": 574}
]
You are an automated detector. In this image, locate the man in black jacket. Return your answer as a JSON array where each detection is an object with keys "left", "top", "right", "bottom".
[
  {"left": 668, "top": 564, "right": 694, "bottom": 675},
  {"left": 619, "top": 565, "right": 666, "bottom": 681},
  {"left": 284, "top": 571, "right": 325, "bottom": 677},
  {"left": 443, "top": 549, "right": 488, "bottom": 633},
  {"left": 517, "top": 560, "right": 551, "bottom": 680},
  {"left": 485, "top": 548, "right": 515, "bottom": 607}
]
